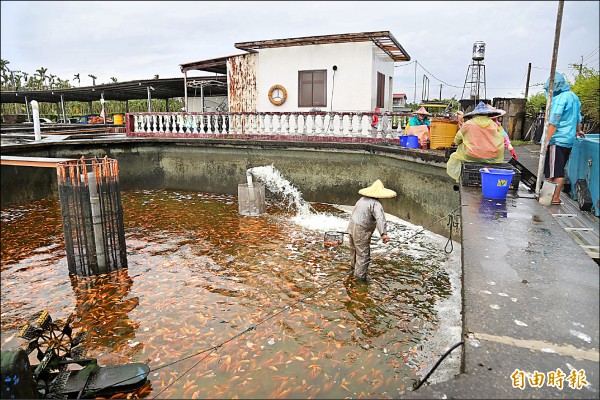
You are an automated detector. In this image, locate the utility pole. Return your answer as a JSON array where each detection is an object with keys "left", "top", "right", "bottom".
[
  {"left": 524, "top": 63, "right": 532, "bottom": 100},
  {"left": 579, "top": 55, "right": 583, "bottom": 76},
  {"left": 535, "top": 0, "right": 564, "bottom": 197},
  {"left": 414, "top": 61, "right": 417, "bottom": 105},
  {"left": 521, "top": 62, "right": 532, "bottom": 140}
]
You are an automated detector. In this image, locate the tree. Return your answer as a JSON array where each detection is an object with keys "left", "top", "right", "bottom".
[
  {"left": 570, "top": 65, "right": 599, "bottom": 133},
  {"left": 74, "top": 73, "right": 80, "bottom": 87},
  {"left": 525, "top": 92, "right": 546, "bottom": 118},
  {"left": 88, "top": 74, "right": 97, "bottom": 86},
  {"left": 110, "top": 77, "right": 118, "bottom": 83},
  {"left": 36, "top": 67, "right": 48, "bottom": 89}
]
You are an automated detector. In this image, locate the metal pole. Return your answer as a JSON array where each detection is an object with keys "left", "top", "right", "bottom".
[
  {"left": 535, "top": 0, "right": 564, "bottom": 196},
  {"left": 61, "top": 94, "right": 67, "bottom": 123},
  {"left": 184, "top": 71, "right": 188, "bottom": 111},
  {"left": 201, "top": 84, "right": 205, "bottom": 112},
  {"left": 147, "top": 86, "right": 152, "bottom": 112},
  {"left": 413, "top": 61, "right": 417, "bottom": 104},
  {"left": 25, "top": 96, "right": 31, "bottom": 122}
]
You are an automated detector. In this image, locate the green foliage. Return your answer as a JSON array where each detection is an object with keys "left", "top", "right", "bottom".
[
  {"left": 525, "top": 92, "right": 546, "bottom": 118},
  {"left": 570, "top": 65, "right": 599, "bottom": 132}
]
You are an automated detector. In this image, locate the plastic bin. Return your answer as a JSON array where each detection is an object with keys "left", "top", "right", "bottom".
[
  {"left": 405, "top": 135, "right": 419, "bottom": 149},
  {"left": 399, "top": 136, "right": 408, "bottom": 147},
  {"left": 461, "top": 162, "right": 520, "bottom": 191},
  {"left": 480, "top": 168, "right": 515, "bottom": 199}
]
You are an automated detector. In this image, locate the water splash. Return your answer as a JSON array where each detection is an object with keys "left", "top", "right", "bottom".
[{"left": 248, "top": 165, "right": 313, "bottom": 217}]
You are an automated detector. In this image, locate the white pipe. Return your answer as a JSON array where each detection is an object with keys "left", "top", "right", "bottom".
[
  {"left": 87, "top": 172, "right": 107, "bottom": 273},
  {"left": 31, "top": 100, "right": 41, "bottom": 141},
  {"left": 246, "top": 169, "right": 256, "bottom": 214}
]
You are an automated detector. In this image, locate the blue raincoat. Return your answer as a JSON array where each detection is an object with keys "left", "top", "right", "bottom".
[{"left": 544, "top": 72, "right": 582, "bottom": 148}]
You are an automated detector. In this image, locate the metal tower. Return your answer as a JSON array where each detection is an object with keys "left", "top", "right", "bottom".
[{"left": 461, "top": 41, "right": 487, "bottom": 102}]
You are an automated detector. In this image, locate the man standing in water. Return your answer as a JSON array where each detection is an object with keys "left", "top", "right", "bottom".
[{"left": 347, "top": 180, "right": 396, "bottom": 281}]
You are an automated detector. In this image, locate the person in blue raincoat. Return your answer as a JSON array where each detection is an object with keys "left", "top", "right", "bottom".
[{"left": 543, "top": 72, "right": 585, "bottom": 205}]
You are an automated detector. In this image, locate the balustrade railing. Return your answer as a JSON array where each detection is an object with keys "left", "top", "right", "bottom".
[{"left": 126, "top": 111, "right": 414, "bottom": 142}]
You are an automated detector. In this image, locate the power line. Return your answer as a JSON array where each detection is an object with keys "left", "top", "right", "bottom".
[
  {"left": 583, "top": 45, "right": 599, "bottom": 60},
  {"left": 394, "top": 61, "right": 417, "bottom": 67},
  {"left": 415, "top": 61, "right": 463, "bottom": 88}
]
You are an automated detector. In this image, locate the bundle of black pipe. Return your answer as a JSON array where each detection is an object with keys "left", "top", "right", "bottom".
[{"left": 56, "top": 157, "right": 127, "bottom": 276}]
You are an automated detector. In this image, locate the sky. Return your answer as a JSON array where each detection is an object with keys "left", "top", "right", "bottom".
[{"left": 1, "top": 1, "right": 599, "bottom": 102}]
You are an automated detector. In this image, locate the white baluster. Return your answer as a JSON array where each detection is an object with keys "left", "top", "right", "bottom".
[
  {"left": 133, "top": 115, "right": 139, "bottom": 132},
  {"left": 191, "top": 115, "right": 197, "bottom": 134},
  {"left": 329, "top": 113, "right": 335, "bottom": 136},
  {"left": 357, "top": 113, "right": 363, "bottom": 136},
  {"left": 237, "top": 113, "right": 242, "bottom": 135},
  {"left": 337, "top": 113, "right": 343, "bottom": 136},
  {"left": 292, "top": 114, "right": 298, "bottom": 135},
  {"left": 348, "top": 113, "right": 354, "bottom": 136},
  {"left": 150, "top": 115, "right": 156, "bottom": 133}
]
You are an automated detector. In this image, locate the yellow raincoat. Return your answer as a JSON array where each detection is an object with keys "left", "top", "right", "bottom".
[{"left": 446, "top": 116, "right": 505, "bottom": 181}]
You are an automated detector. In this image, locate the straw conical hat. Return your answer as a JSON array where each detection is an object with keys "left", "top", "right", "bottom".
[
  {"left": 485, "top": 103, "right": 507, "bottom": 117},
  {"left": 464, "top": 101, "right": 503, "bottom": 118},
  {"left": 413, "top": 107, "right": 431, "bottom": 116},
  {"left": 358, "top": 180, "right": 397, "bottom": 199}
]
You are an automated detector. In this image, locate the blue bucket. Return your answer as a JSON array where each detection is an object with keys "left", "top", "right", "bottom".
[
  {"left": 399, "top": 136, "right": 408, "bottom": 147},
  {"left": 405, "top": 135, "right": 419, "bottom": 149},
  {"left": 480, "top": 168, "right": 515, "bottom": 199}
]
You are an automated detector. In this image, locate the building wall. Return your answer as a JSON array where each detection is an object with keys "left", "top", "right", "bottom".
[
  {"left": 0, "top": 140, "right": 458, "bottom": 239},
  {"left": 252, "top": 41, "right": 394, "bottom": 113},
  {"left": 228, "top": 53, "right": 258, "bottom": 113}
]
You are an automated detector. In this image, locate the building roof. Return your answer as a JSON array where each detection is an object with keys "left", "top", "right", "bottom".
[
  {"left": 235, "top": 31, "right": 411, "bottom": 62},
  {"left": 0, "top": 77, "right": 227, "bottom": 104},
  {"left": 181, "top": 31, "right": 411, "bottom": 74}
]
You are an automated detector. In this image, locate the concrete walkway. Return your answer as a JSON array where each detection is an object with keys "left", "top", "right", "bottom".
[{"left": 403, "top": 144, "right": 599, "bottom": 399}]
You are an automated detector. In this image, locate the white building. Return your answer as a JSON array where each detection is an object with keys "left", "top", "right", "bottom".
[{"left": 180, "top": 31, "right": 410, "bottom": 114}]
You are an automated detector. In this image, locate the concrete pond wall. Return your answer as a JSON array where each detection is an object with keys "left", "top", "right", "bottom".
[{"left": 1, "top": 138, "right": 460, "bottom": 239}]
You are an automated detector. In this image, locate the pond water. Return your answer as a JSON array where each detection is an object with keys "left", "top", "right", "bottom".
[{"left": 1, "top": 188, "right": 461, "bottom": 399}]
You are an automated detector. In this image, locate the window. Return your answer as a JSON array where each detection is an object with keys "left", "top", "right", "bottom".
[
  {"left": 376, "top": 72, "right": 385, "bottom": 108},
  {"left": 298, "top": 70, "right": 327, "bottom": 107}
]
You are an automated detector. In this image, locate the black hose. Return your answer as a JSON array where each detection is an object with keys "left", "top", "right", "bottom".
[{"left": 412, "top": 340, "right": 464, "bottom": 391}]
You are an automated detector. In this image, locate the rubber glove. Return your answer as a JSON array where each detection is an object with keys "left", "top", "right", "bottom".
[{"left": 510, "top": 149, "right": 518, "bottom": 160}]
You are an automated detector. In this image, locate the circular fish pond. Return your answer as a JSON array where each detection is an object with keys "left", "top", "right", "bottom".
[{"left": 1, "top": 189, "right": 461, "bottom": 399}]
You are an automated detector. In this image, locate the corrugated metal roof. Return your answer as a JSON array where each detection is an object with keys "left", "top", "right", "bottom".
[
  {"left": 235, "top": 31, "right": 411, "bottom": 62},
  {"left": 0, "top": 77, "right": 227, "bottom": 104}
]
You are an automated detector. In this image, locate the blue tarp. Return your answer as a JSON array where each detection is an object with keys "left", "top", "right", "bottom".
[{"left": 566, "top": 133, "right": 599, "bottom": 216}]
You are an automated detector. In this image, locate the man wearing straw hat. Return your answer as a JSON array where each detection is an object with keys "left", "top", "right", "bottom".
[
  {"left": 347, "top": 180, "right": 396, "bottom": 281},
  {"left": 446, "top": 101, "right": 506, "bottom": 182}
]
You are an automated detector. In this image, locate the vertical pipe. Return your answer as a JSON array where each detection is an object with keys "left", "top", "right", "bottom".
[
  {"left": 201, "top": 84, "right": 205, "bottom": 112},
  {"left": 535, "top": 0, "right": 564, "bottom": 196},
  {"left": 31, "top": 100, "right": 41, "bottom": 141},
  {"left": 166, "top": 98, "right": 170, "bottom": 112},
  {"left": 87, "top": 171, "right": 107, "bottom": 273},
  {"left": 101, "top": 92, "right": 106, "bottom": 124}
]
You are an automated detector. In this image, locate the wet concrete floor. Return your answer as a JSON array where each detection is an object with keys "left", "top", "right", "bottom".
[{"left": 404, "top": 144, "right": 599, "bottom": 399}]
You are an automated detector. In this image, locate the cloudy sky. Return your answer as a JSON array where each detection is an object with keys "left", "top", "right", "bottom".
[{"left": 1, "top": 1, "right": 598, "bottom": 102}]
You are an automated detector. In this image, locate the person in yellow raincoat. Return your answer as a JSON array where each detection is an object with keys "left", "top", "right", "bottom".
[{"left": 446, "top": 101, "right": 506, "bottom": 182}]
